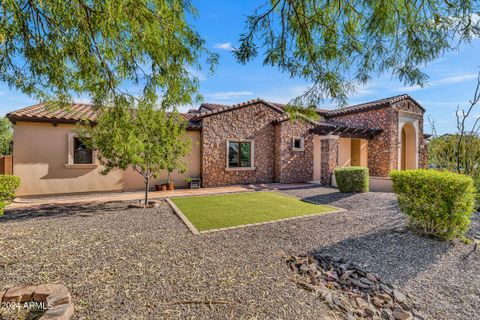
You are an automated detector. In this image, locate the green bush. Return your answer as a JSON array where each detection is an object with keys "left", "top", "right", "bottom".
[
  {"left": 0, "top": 175, "right": 20, "bottom": 215},
  {"left": 334, "top": 166, "right": 369, "bottom": 193},
  {"left": 474, "top": 176, "right": 480, "bottom": 210},
  {"left": 390, "top": 169, "right": 475, "bottom": 240}
]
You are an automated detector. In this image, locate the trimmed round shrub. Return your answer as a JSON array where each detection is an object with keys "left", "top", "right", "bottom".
[
  {"left": 334, "top": 166, "right": 369, "bottom": 193},
  {"left": 0, "top": 175, "right": 20, "bottom": 215},
  {"left": 390, "top": 169, "right": 475, "bottom": 240}
]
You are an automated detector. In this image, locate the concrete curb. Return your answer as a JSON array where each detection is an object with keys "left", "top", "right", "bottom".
[{"left": 165, "top": 198, "right": 200, "bottom": 235}]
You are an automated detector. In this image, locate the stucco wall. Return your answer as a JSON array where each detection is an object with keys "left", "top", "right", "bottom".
[
  {"left": 12, "top": 122, "right": 200, "bottom": 196},
  {"left": 337, "top": 138, "right": 368, "bottom": 168},
  {"left": 337, "top": 138, "right": 351, "bottom": 167},
  {"left": 201, "top": 103, "right": 279, "bottom": 186}
]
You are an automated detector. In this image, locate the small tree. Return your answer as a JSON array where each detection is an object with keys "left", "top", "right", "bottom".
[
  {"left": 0, "top": 117, "right": 12, "bottom": 156},
  {"left": 77, "top": 98, "right": 190, "bottom": 205},
  {"left": 163, "top": 112, "right": 191, "bottom": 185}
]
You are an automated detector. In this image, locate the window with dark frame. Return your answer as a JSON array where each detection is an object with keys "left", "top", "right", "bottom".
[
  {"left": 228, "top": 141, "right": 252, "bottom": 168},
  {"left": 293, "top": 137, "right": 304, "bottom": 150},
  {"left": 73, "top": 137, "right": 93, "bottom": 164}
]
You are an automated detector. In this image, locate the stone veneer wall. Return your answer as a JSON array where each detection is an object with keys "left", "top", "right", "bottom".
[
  {"left": 320, "top": 137, "right": 339, "bottom": 184},
  {"left": 274, "top": 119, "right": 315, "bottom": 183},
  {"left": 326, "top": 108, "right": 398, "bottom": 177},
  {"left": 327, "top": 99, "right": 427, "bottom": 177},
  {"left": 201, "top": 103, "right": 280, "bottom": 187}
]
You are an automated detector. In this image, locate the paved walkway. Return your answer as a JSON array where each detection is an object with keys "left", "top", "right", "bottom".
[{"left": 7, "top": 183, "right": 313, "bottom": 210}]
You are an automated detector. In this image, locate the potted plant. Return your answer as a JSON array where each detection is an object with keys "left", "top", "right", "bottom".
[
  {"left": 185, "top": 177, "right": 201, "bottom": 189},
  {"left": 166, "top": 171, "right": 175, "bottom": 191}
]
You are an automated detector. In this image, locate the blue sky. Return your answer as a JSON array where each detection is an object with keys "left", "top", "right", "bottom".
[{"left": 1, "top": 0, "right": 479, "bottom": 135}]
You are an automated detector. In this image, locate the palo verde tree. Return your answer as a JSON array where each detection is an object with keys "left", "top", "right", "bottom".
[
  {"left": 76, "top": 97, "right": 190, "bottom": 205},
  {"left": 235, "top": 1, "right": 480, "bottom": 107},
  {"left": 0, "top": 117, "right": 12, "bottom": 156},
  {"left": 1, "top": 1, "right": 478, "bottom": 110},
  {"left": 0, "top": 0, "right": 217, "bottom": 107}
]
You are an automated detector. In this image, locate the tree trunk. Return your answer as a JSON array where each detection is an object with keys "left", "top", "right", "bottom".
[{"left": 144, "top": 176, "right": 149, "bottom": 205}]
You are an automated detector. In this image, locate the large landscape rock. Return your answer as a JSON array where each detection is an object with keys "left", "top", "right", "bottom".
[{"left": 1, "top": 283, "right": 74, "bottom": 320}]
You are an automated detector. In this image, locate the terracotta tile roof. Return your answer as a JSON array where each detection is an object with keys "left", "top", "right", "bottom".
[
  {"left": 324, "top": 94, "right": 424, "bottom": 117},
  {"left": 197, "top": 100, "right": 332, "bottom": 118},
  {"left": 7, "top": 103, "right": 202, "bottom": 130},
  {"left": 192, "top": 98, "right": 285, "bottom": 119},
  {"left": 7, "top": 103, "right": 97, "bottom": 123},
  {"left": 199, "top": 103, "right": 230, "bottom": 111}
]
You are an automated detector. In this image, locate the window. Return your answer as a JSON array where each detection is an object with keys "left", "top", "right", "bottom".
[
  {"left": 66, "top": 133, "right": 96, "bottom": 167},
  {"left": 73, "top": 137, "right": 93, "bottom": 164},
  {"left": 227, "top": 141, "right": 253, "bottom": 168},
  {"left": 292, "top": 137, "right": 304, "bottom": 151}
]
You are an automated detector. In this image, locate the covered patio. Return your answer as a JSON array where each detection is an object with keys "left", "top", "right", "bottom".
[{"left": 310, "top": 122, "right": 383, "bottom": 186}]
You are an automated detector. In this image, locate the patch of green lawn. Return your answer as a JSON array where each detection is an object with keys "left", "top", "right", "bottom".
[{"left": 170, "top": 191, "right": 340, "bottom": 231}]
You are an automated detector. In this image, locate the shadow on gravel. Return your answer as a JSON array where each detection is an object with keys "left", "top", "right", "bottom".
[
  {"left": 300, "top": 192, "right": 359, "bottom": 205},
  {"left": 309, "top": 228, "right": 453, "bottom": 284},
  {"left": 0, "top": 202, "right": 127, "bottom": 223}
]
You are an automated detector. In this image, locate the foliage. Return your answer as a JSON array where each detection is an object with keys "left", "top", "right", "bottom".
[
  {"left": 163, "top": 114, "right": 190, "bottom": 183},
  {"left": 0, "top": 117, "right": 12, "bottom": 156},
  {"left": 334, "top": 166, "right": 369, "bottom": 193},
  {"left": 428, "top": 73, "right": 480, "bottom": 209},
  {"left": 76, "top": 97, "right": 191, "bottom": 205},
  {"left": 235, "top": 0, "right": 479, "bottom": 106},
  {"left": 0, "top": 175, "right": 20, "bottom": 215},
  {"left": 429, "top": 134, "right": 480, "bottom": 176},
  {"left": 0, "top": 0, "right": 217, "bottom": 107},
  {"left": 390, "top": 169, "right": 475, "bottom": 240}
]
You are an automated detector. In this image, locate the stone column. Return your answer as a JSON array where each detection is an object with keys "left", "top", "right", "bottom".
[{"left": 320, "top": 136, "right": 339, "bottom": 185}]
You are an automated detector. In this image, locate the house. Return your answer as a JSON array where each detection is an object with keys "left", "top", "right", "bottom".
[{"left": 6, "top": 94, "right": 428, "bottom": 196}]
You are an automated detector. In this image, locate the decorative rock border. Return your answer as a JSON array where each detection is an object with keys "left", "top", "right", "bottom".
[
  {"left": 1, "top": 284, "right": 74, "bottom": 320},
  {"left": 287, "top": 255, "right": 426, "bottom": 320}
]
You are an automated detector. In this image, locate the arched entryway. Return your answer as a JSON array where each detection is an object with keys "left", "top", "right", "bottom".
[{"left": 400, "top": 123, "right": 417, "bottom": 170}]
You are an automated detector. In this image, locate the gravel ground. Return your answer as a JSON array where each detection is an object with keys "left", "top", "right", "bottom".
[{"left": 0, "top": 186, "right": 478, "bottom": 320}]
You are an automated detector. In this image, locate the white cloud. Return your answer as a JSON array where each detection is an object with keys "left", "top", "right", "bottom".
[
  {"left": 204, "top": 91, "right": 253, "bottom": 100},
  {"left": 398, "top": 84, "right": 424, "bottom": 92},
  {"left": 214, "top": 42, "right": 235, "bottom": 51},
  {"left": 396, "top": 73, "right": 478, "bottom": 92},
  {"left": 435, "top": 73, "right": 478, "bottom": 85}
]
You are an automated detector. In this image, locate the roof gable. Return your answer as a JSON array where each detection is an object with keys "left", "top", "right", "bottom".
[
  {"left": 192, "top": 98, "right": 285, "bottom": 119},
  {"left": 324, "top": 94, "right": 424, "bottom": 117}
]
